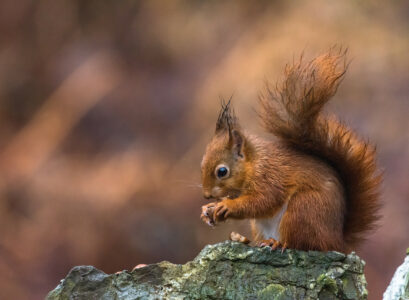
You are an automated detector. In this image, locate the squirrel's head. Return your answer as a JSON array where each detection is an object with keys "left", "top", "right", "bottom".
[{"left": 201, "top": 101, "right": 252, "bottom": 200}]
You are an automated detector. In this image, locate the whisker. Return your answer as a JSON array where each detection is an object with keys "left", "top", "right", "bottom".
[
  {"left": 185, "top": 184, "right": 203, "bottom": 189},
  {"left": 172, "top": 179, "right": 203, "bottom": 189}
]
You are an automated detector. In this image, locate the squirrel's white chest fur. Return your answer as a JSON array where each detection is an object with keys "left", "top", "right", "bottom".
[{"left": 254, "top": 203, "right": 288, "bottom": 240}]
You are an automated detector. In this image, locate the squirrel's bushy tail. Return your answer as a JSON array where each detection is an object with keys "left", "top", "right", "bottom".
[{"left": 259, "top": 49, "right": 382, "bottom": 248}]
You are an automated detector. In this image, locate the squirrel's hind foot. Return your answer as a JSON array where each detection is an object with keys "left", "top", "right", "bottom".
[
  {"left": 255, "top": 238, "right": 287, "bottom": 253},
  {"left": 255, "top": 238, "right": 277, "bottom": 248}
]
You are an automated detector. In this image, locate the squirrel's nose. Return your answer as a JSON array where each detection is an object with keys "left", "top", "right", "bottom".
[{"left": 203, "top": 191, "right": 213, "bottom": 199}]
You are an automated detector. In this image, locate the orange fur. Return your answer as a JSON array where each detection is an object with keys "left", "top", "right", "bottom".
[{"left": 200, "top": 49, "right": 381, "bottom": 253}]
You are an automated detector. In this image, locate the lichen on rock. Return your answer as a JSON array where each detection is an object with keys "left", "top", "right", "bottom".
[
  {"left": 47, "top": 240, "right": 368, "bottom": 300},
  {"left": 383, "top": 250, "right": 409, "bottom": 300}
]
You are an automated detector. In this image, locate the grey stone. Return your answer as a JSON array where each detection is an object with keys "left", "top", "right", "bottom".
[
  {"left": 47, "top": 241, "right": 368, "bottom": 300},
  {"left": 383, "top": 249, "right": 409, "bottom": 300}
]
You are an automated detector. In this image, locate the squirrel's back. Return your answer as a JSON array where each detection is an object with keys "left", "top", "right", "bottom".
[{"left": 259, "top": 49, "right": 382, "bottom": 248}]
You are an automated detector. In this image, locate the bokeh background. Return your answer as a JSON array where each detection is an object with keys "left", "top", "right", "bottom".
[{"left": 0, "top": 0, "right": 408, "bottom": 299}]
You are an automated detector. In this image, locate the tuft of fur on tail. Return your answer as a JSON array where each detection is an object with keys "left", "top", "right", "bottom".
[{"left": 259, "top": 49, "right": 382, "bottom": 248}]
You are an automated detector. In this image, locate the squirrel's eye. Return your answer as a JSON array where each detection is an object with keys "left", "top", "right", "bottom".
[{"left": 215, "top": 165, "right": 229, "bottom": 179}]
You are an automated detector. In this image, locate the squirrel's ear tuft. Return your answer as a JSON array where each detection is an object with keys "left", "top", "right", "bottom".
[
  {"left": 230, "top": 129, "right": 245, "bottom": 159},
  {"left": 215, "top": 98, "right": 238, "bottom": 133},
  {"left": 215, "top": 98, "right": 244, "bottom": 158}
]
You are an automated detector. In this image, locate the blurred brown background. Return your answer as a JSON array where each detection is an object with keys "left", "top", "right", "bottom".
[{"left": 0, "top": 0, "right": 408, "bottom": 299}]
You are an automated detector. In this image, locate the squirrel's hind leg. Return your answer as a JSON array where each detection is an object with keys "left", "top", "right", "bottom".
[
  {"left": 279, "top": 190, "right": 345, "bottom": 252},
  {"left": 250, "top": 219, "right": 287, "bottom": 251},
  {"left": 230, "top": 229, "right": 288, "bottom": 252}
]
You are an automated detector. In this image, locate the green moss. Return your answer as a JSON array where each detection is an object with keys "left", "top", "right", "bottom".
[
  {"left": 258, "top": 283, "right": 286, "bottom": 300},
  {"left": 318, "top": 289, "right": 339, "bottom": 300},
  {"left": 317, "top": 274, "right": 338, "bottom": 294},
  {"left": 342, "top": 275, "right": 359, "bottom": 300}
]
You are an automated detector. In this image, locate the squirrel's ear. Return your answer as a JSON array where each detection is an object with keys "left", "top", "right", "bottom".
[
  {"left": 215, "top": 99, "right": 237, "bottom": 133},
  {"left": 230, "top": 129, "right": 245, "bottom": 159}
]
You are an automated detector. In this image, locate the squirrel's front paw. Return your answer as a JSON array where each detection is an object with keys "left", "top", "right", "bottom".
[
  {"left": 201, "top": 202, "right": 216, "bottom": 226},
  {"left": 213, "top": 201, "right": 232, "bottom": 223}
]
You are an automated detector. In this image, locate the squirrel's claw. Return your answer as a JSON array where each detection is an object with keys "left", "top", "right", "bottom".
[
  {"left": 255, "top": 238, "right": 287, "bottom": 252},
  {"left": 271, "top": 240, "right": 281, "bottom": 250},
  {"left": 281, "top": 242, "right": 288, "bottom": 254},
  {"left": 256, "top": 238, "right": 277, "bottom": 247},
  {"left": 213, "top": 202, "right": 230, "bottom": 223},
  {"left": 270, "top": 240, "right": 287, "bottom": 253}
]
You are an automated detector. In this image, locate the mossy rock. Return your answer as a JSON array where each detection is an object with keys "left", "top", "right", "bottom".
[{"left": 47, "top": 241, "right": 368, "bottom": 300}]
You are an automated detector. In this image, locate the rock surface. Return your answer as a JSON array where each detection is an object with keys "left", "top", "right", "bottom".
[
  {"left": 383, "top": 248, "right": 409, "bottom": 300},
  {"left": 47, "top": 241, "right": 368, "bottom": 300}
]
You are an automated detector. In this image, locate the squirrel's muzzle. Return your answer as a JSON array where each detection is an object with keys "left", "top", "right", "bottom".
[{"left": 203, "top": 191, "right": 213, "bottom": 200}]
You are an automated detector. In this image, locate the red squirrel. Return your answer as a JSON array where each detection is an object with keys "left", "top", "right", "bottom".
[{"left": 200, "top": 50, "right": 381, "bottom": 253}]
